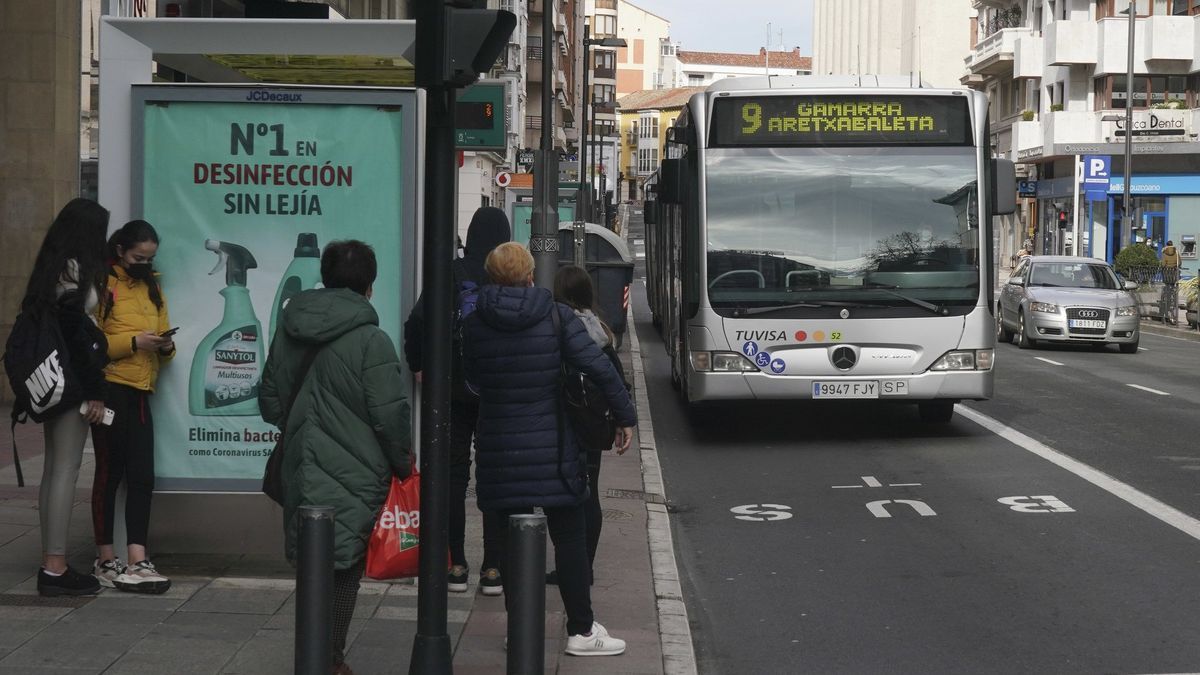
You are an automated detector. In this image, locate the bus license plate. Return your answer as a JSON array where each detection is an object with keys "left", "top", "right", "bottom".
[
  {"left": 1068, "top": 319, "right": 1106, "bottom": 329},
  {"left": 813, "top": 381, "right": 879, "bottom": 399}
]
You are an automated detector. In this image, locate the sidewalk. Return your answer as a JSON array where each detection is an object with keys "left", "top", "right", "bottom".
[{"left": 0, "top": 310, "right": 688, "bottom": 673}]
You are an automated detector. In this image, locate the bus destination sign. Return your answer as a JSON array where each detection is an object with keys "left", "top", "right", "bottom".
[{"left": 711, "top": 95, "right": 971, "bottom": 147}]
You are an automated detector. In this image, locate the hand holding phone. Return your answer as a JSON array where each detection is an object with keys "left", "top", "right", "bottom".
[{"left": 159, "top": 327, "right": 180, "bottom": 338}]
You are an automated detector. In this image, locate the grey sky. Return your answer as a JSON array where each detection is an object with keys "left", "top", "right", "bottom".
[{"left": 627, "top": 0, "right": 814, "bottom": 55}]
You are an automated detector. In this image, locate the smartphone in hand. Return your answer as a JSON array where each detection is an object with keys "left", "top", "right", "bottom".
[{"left": 159, "top": 327, "right": 180, "bottom": 338}]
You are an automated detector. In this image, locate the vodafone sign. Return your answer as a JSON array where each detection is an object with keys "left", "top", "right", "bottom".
[{"left": 495, "top": 171, "right": 512, "bottom": 188}]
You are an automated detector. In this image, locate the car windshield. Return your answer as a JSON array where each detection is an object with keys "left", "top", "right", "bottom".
[
  {"left": 1027, "top": 262, "right": 1119, "bottom": 290},
  {"left": 705, "top": 146, "right": 981, "bottom": 318}
]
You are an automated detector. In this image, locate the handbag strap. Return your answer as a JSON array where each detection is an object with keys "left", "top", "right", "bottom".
[
  {"left": 549, "top": 306, "right": 583, "bottom": 498},
  {"left": 281, "top": 345, "right": 323, "bottom": 430}
]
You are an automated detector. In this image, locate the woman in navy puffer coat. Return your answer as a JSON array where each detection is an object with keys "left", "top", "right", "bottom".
[{"left": 463, "top": 242, "right": 635, "bottom": 656}]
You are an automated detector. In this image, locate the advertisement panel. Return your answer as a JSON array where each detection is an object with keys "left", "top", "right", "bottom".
[{"left": 133, "top": 85, "right": 420, "bottom": 491}]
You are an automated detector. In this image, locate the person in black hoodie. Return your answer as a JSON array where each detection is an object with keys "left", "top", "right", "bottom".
[
  {"left": 16, "top": 198, "right": 111, "bottom": 597},
  {"left": 403, "top": 206, "right": 510, "bottom": 595}
]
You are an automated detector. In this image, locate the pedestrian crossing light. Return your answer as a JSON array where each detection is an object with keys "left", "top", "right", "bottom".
[{"left": 417, "top": 0, "right": 516, "bottom": 88}]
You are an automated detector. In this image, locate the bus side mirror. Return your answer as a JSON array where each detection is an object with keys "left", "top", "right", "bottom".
[
  {"left": 991, "top": 158, "right": 1016, "bottom": 216},
  {"left": 659, "top": 158, "right": 681, "bottom": 205},
  {"left": 644, "top": 199, "right": 658, "bottom": 225}
]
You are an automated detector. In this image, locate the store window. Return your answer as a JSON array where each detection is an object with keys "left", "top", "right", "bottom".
[{"left": 1098, "top": 74, "right": 1195, "bottom": 108}]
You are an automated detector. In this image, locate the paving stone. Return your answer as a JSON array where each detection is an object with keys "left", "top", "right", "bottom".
[
  {"left": 179, "top": 585, "right": 291, "bottom": 615},
  {"left": 220, "top": 630, "right": 291, "bottom": 675},
  {"left": 105, "top": 637, "right": 238, "bottom": 675},
  {"left": 0, "top": 505, "right": 40, "bottom": 527},
  {"left": 0, "top": 622, "right": 151, "bottom": 670}
]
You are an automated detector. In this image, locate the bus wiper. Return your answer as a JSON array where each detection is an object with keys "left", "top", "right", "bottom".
[
  {"left": 732, "top": 300, "right": 886, "bottom": 317},
  {"left": 879, "top": 289, "right": 948, "bottom": 316}
]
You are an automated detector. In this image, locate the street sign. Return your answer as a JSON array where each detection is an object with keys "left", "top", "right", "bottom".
[
  {"left": 455, "top": 80, "right": 507, "bottom": 150},
  {"left": 1017, "top": 180, "right": 1038, "bottom": 198},
  {"left": 1082, "top": 155, "right": 1111, "bottom": 187}
]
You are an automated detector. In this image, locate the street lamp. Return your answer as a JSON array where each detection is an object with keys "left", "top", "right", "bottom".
[
  {"left": 1120, "top": 2, "right": 1135, "bottom": 251},
  {"left": 578, "top": 24, "right": 625, "bottom": 224}
]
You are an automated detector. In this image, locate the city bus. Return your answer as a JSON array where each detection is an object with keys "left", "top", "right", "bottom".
[{"left": 644, "top": 75, "right": 1016, "bottom": 423}]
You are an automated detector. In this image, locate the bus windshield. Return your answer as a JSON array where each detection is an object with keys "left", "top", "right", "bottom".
[{"left": 705, "top": 146, "right": 981, "bottom": 317}]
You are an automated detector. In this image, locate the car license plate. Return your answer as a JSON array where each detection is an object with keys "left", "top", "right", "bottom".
[
  {"left": 813, "top": 381, "right": 878, "bottom": 399},
  {"left": 1068, "top": 319, "right": 1106, "bottom": 329}
]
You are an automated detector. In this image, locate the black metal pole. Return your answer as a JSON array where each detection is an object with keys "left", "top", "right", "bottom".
[
  {"left": 296, "top": 506, "right": 335, "bottom": 675},
  {"left": 506, "top": 514, "right": 547, "bottom": 675},
  {"left": 531, "top": 0, "right": 559, "bottom": 288},
  {"left": 1122, "top": 2, "right": 1135, "bottom": 249},
  {"left": 579, "top": 22, "right": 590, "bottom": 223},
  {"left": 410, "top": 1, "right": 454, "bottom": 672}
]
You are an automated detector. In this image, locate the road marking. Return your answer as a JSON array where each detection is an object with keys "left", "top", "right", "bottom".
[
  {"left": 863, "top": 476, "right": 882, "bottom": 487},
  {"left": 866, "top": 500, "right": 936, "bottom": 518},
  {"left": 1127, "top": 383, "right": 1170, "bottom": 396},
  {"left": 998, "top": 496, "right": 1075, "bottom": 513},
  {"left": 1138, "top": 347, "right": 1148, "bottom": 351},
  {"left": 1035, "top": 357, "right": 1064, "bottom": 366},
  {"left": 730, "top": 504, "right": 793, "bottom": 521},
  {"left": 832, "top": 476, "right": 924, "bottom": 489},
  {"left": 958, "top": 405, "right": 1200, "bottom": 543}
]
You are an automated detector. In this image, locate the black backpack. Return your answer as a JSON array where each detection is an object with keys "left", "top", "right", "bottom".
[
  {"left": 451, "top": 268, "right": 482, "bottom": 398},
  {"left": 554, "top": 310, "right": 626, "bottom": 451},
  {"left": 3, "top": 308, "right": 84, "bottom": 487}
]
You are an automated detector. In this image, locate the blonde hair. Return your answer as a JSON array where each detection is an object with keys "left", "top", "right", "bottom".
[{"left": 485, "top": 241, "right": 534, "bottom": 286}]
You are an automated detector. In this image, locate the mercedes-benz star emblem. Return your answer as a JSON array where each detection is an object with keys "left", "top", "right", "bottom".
[
  {"left": 831, "top": 346, "right": 857, "bottom": 371},
  {"left": 839, "top": 308, "right": 850, "bottom": 319}
]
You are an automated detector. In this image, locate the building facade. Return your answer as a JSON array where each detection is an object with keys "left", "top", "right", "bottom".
[
  {"left": 966, "top": 0, "right": 1200, "bottom": 271},
  {"left": 616, "top": 86, "right": 704, "bottom": 200},
  {"left": 813, "top": 0, "right": 975, "bottom": 88},
  {"left": 615, "top": 0, "right": 672, "bottom": 95},
  {"left": 676, "top": 48, "right": 812, "bottom": 87}
]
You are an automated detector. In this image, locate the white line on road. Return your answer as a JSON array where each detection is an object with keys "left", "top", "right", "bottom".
[
  {"left": 957, "top": 406, "right": 1200, "bottom": 543},
  {"left": 1034, "top": 357, "right": 1064, "bottom": 366},
  {"left": 1127, "top": 383, "right": 1170, "bottom": 396}
]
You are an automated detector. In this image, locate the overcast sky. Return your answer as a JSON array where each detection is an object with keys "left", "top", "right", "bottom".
[{"left": 628, "top": 0, "right": 814, "bottom": 55}]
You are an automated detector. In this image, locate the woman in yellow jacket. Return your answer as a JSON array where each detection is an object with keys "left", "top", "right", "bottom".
[{"left": 91, "top": 220, "right": 175, "bottom": 594}]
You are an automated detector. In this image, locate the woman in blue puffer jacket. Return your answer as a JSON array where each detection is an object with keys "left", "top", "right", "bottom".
[{"left": 463, "top": 242, "right": 635, "bottom": 657}]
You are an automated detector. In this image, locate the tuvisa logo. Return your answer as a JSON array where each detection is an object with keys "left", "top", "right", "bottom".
[
  {"left": 734, "top": 330, "right": 788, "bottom": 342},
  {"left": 215, "top": 350, "right": 256, "bottom": 364}
]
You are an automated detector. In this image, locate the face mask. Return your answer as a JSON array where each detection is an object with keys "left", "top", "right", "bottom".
[{"left": 126, "top": 263, "right": 153, "bottom": 280}]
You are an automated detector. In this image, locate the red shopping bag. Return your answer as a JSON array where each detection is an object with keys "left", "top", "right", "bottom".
[{"left": 365, "top": 472, "right": 423, "bottom": 580}]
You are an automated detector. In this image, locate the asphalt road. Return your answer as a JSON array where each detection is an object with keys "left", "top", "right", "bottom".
[{"left": 624, "top": 204, "right": 1200, "bottom": 675}]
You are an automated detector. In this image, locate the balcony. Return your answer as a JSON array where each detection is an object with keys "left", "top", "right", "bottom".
[
  {"left": 1012, "top": 33, "right": 1043, "bottom": 79},
  {"left": 593, "top": 66, "right": 616, "bottom": 81},
  {"left": 593, "top": 101, "right": 617, "bottom": 116},
  {"left": 1044, "top": 19, "right": 1097, "bottom": 66},
  {"left": 1011, "top": 119, "right": 1043, "bottom": 161},
  {"left": 967, "top": 26, "right": 1031, "bottom": 76},
  {"left": 1144, "top": 15, "right": 1193, "bottom": 62},
  {"left": 1042, "top": 110, "right": 1102, "bottom": 146}
]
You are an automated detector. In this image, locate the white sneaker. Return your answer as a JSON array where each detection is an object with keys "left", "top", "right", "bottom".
[
  {"left": 565, "top": 622, "right": 625, "bottom": 656},
  {"left": 93, "top": 557, "right": 125, "bottom": 588},
  {"left": 113, "top": 560, "right": 171, "bottom": 594}
]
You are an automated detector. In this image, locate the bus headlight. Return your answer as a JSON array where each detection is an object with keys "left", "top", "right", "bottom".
[
  {"left": 691, "top": 351, "right": 756, "bottom": 372},
  {"left": 1029, "top": 302, "right": 1059, "bottom": 314},
  {"left": 930, "top": 349, "right": 993, "bottom": 371}
]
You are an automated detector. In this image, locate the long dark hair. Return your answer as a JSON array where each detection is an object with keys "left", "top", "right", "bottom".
[
  {"left": 554, "top": 265, "right": 614, "bottom": 343},
  {"left": 105, "top": 219, "right": 163, "bottom": 316},
  {"left": 21, "top": 198, "right": 110, "bottom": 315}
]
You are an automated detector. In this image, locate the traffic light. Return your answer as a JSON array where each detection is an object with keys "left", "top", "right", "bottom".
[{"left": 417, "top": 0, "right": 516, "bottom": 89}]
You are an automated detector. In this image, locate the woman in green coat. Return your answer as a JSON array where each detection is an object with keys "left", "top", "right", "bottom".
[{"left": 260, "top": 240, "right": 412, "bottom": 675}]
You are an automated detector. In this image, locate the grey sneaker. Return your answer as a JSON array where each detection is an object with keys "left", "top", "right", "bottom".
[
  {"left": 114, "top": 560, "right": 171, "bottom": 594},
  {"left": 93, "top": 557, "right": 126, "bottom": 588}
]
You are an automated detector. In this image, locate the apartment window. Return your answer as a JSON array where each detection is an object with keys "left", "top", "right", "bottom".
[
  {"left": 1100, "top": 74, "right": 1192, "bottom": 107},
  {"left": 661, "top": 42, "right": 676, "bottom": 56},
  {"left": 594, "top": 84, "right": 615, "bottom": 104},
  {"left": 687, "top": 73, "right": 703, "bottom": 85},
  {"left": 1172, "top": 0, "right": 1200, "bottom": 13},
  {"left": 1097, "top": 0, "right": 1164, "bottom": 17},
  {"left": 594, "top": 50, "right": 615, "bottom": 70},
  {"left": 594, "top": 14, "right": 616, "bottom": 36}
]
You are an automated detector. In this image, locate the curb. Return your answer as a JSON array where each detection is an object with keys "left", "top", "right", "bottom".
[{"left": 622, "top": 203, "right": 698, "bottom": 675}]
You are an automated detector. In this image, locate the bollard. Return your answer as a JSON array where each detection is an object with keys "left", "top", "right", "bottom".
[
  {"left": 296, "top": 506, "right": 335, "bottom": 675},
  {"left": 507, "top": 514, "right": 547, "bottom": 675}
]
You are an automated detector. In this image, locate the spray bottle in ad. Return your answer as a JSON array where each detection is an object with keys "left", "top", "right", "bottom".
[
  {"left": 269, "top": 233, "right": 321, "bottom": 343},
  {"left": 189, "top": 239, "right": 263, "bottom": 416}
]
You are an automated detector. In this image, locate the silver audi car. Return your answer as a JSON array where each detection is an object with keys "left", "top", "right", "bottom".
[{"left": 996, "top": 255, "right": 1140, "bottom": 353}]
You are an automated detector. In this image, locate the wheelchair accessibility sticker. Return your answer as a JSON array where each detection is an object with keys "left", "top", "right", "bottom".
[{"left": 755, "top": 352, "right": 771, "bottom": 368}]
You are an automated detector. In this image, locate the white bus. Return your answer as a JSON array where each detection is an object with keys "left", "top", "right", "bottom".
[{"left": 644, "top": 75, "right": 1016, "bottom": 423}]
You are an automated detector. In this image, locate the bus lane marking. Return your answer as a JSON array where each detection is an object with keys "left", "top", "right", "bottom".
[
  {"left": 730, "top": 504, "right": 793, "bottom": 522},
  {"left": 831, "top": 476, "right": 923, "bottom": 489},
  {"left": 998, "top": 496, "right": 1075, "bottom": 513},
  {"left": 958, "top": 405, "right": 1200, "bottom": 543},
  {"left": 1127, "top": 383, "right": 1170, "bottom": 396},
  {"left": 1034, "top": 357, "right": 1064, "bottom": 366},
  {"left": 866, "top": 500, "right": 937, "bottom": 518}
]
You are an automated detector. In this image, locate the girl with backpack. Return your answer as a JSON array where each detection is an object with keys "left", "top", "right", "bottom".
[
  {"left": 90, "top": 220, "right": 175, "bottom": 594},
  {"left": 550, "top": 265, "right": 629, "bottom": 585},
  {"left": 14, "top": 198, "right": 111, "bottom": 597}
]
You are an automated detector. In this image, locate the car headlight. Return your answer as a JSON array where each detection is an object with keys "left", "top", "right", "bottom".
[
  {"left": 1115, "top": 305, "right": 1137, "bottom": 317},
  {"left": 1029, "top": 302, "right": 1059, "bottom": 314},
  {"left": 930, "top": 349, "right": 993, "bottom": 372},
  {"left": 691, "top": 351, "right": 757, "bottom": 372}
]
